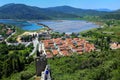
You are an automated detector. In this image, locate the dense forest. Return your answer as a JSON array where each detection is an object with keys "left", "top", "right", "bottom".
[
  {"left": 0, "top": 42, "right": 34, "bottom": 79},
  {"left": 101, "top": 13, "right": 120, "bottom": 20},
  {"left": 48, "top": 49, "right": 120, "bottom": 80},
  {"left": 0, "top": 3, "right": 79, "bottom": 20}
]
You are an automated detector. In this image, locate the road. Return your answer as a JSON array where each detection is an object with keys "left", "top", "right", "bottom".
[
  {"left": 5, "top": 31, "right": 40, "bottom": 56},
  {"left": 25, "top": 42, "right": 32, "bottom": 47},
  {"left": 5, "top": 31, "right": 16, "bottom": 45},
  {"left": 29, "top": 37, "right": 39, "bottom": 56}
]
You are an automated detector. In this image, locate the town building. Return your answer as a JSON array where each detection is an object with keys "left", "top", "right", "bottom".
[
  {"left": 110, "top": 42, "right": 120, "bottom": 49},
  {"left": 42, "top": 38, "right": 95, "bottom": 58}
]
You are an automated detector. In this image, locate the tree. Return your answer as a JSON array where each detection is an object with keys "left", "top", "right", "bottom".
[{"left": 0, "top": 43, "right": 8, "bottom": 55}]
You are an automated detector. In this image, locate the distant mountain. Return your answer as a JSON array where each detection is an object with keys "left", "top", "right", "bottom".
[
  {"left": 0, "top": 4, "right": 118, "bottom": 20},
  {"left": 0, "top": 3, "right": 50, "bottom": 19},
  {"left": 101, "top": 9, "right": 120, "bottom": 20},
  {"left": 46, "top": 6, "right": 108, "bottom": 16},
  {"left": 114, "top": 9, "right": 120, "bottom": 13},
  {"left": 0, "top": 3, "right": 79, "bottom": 20},
  {"left": 95, "top": 8, "right": 112, "bottom": 12}
]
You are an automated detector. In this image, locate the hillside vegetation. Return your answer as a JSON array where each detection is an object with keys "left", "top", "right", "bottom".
[
  {"left": 48, "top": 20, "right": 120, "bottom": 80},
  {"left": 0, "top": 3, "right": 79, "bottom": 20},
  {"left": 0, "top": 3, "right": 120, "bottom": 20},
  {"left": 48, "top": 49, "right": 120, "bottom": 80}
]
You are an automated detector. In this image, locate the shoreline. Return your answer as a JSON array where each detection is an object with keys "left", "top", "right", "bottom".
[
  {"left": 37, "top": 23, "right": 52, "bottom": 30},
  {"left": 0, "top": 19, "right": 100, "bottom": 34},
  {"left": 26, "top": 20, "right": 100, "bottom": 34}
]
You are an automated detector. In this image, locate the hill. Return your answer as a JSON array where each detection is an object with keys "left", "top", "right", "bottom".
[
  {"left": 95, "top": 8, "right": 112, "bottom": 12},
  {"left": 0, "top": 3, "right": 79, "bottom": 20},
  {"left": 48, "top": 20, "right": 120, "bottom": 80},
  {"left": 0, "top": 3, "right": 119, "bottom": 20},
  {"left": 114, "top": 9, "right": 120, "bottom": 13},
  {"left": 48, "top": 49, "right": 120, "bottom": 80},
  {"left": 46, "top": 6, "right": 108, "bottom": 16},
  {"left": 101, "top": 9, "right": 120, "bottom": 20}
]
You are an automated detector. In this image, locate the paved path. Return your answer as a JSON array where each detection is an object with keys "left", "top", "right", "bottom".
[
  {"left": 29, "top": 37, "right": 39, "bottom": 56},
  {"left": 4, "top": 31, "right": 40, "bottom": 57},
  {"left": 39, "top": 41, "right": 46, "bottom": 55},
  {"left": 5, "top": 31, "right": 32, "bottom": 47},
  {"left": 5, "top": 31, "right": 16, "bottom": 45},
  {"left": 25, "top": 42, "right": 32, "bottom": 47}
]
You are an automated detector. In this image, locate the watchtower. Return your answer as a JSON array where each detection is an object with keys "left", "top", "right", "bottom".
[{"left": 35, "top": 44, "right": 47, "bottom": 76}]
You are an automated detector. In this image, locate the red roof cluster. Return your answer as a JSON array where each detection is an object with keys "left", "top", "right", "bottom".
[{"left": 42, "top": 38, "right": 95, "bottom": 58}]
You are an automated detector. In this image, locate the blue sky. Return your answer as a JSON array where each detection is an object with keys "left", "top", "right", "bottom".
[{"left": 0, "top": 0, "right": 119, "bottom": 10}]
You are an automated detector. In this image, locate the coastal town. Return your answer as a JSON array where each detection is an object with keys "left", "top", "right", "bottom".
[
  {"left": 0, "top": 23, "right": 96, "bottom": 80},
  {"left": 0, "top": 19, "right": 120, "bottom": 80},
  {"left": 42, "top": 38, "right": 95, "bottom": 58},
  {"left": 0, "top": 1, "right": 120, "bottom": 80},
  {"left": 1, "top": 22, "right": 119, "bottom": 56},
  {"left": 0, "top": 23, "right": 96, "bottom": 57}
]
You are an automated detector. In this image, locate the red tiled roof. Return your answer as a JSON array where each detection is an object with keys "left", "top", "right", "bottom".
[
  {"left": 52, "top": 50, "right": 59, "bottom": 55},
  {"left": 46, "top": 52, "right": 53, "bottom": 58},
  {"left": 61, "top": 50, "right": 69, "bottom": 56},
  {"left": 43, "top": 38, "right": 95, "bottom": 56}
]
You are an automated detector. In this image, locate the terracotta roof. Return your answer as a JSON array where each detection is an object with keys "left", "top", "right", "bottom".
[
  {"left": 52, "top": 50, "right": 59, "bottom": 55},
  {"left": 46, "top": 52, "right": 53, "bottom": 58},
  {"left": 61, "top": 50, "right": 69, "bottom": 56},
  {"left": 43, "top": 38, "right": 95, "bottom": 56}
]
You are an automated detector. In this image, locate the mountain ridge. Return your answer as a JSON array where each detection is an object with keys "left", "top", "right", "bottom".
[
  {"left": 0, "top": 3, "right": 119, "bottom": 20},
  {"left": 95, "top": 8, "right": 113, "bottom": 12},
  {"left": 46, "top": 5, "right": 110, "bottom": 16},
  {"left": 0, "top": 3, "right": 79, "bottom": 20}
]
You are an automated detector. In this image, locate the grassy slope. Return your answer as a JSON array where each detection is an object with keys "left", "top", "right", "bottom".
[{"left": 80, "top": 20, "right": 120, "bottom": 42}]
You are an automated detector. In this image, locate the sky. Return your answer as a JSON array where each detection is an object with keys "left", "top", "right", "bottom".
[{"left": 0, "top": 0, "right": 120, "bottom": 10}]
